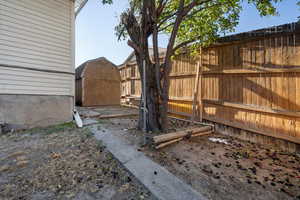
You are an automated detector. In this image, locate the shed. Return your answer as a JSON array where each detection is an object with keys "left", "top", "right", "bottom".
[{"left": 75, "top": 57, "right": 120, "bottom": 106}]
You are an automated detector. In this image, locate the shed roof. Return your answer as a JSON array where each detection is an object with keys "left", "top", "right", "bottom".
[{"left": 75, "top": 57, "right": 117, "bottom": 80}]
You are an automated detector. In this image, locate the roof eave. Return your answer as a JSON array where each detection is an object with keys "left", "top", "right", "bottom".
[{"left": 75, "top": 0, "right": 88, "bottom": 17}]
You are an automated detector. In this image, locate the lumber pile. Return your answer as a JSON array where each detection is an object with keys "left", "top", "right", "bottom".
[{"left": 153, "top": 126, "right": 213, "bottom": 149}]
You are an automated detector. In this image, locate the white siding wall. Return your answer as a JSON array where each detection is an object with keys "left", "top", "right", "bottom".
[{"left": 0, "top": 0, "right": 75, "bottom": 96}]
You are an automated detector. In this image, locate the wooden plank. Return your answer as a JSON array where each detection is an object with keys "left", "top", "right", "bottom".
[
  {"left": 169, "top": 72, "right": 197, "bottom": 77},
  {"left": 87, "top": 113, "right": 138, "bottom": 119},
  {"left": 155, "top": 138, "right": 183, "bottom": 149},
  {"left": 191, "top": 130, "right": 213, "bottom": 138},
  {"left": 191, "top": 60, "right": 201, "bottom": 121},
  {"left": 203, "top": 99, "right": 300, "bottom": 118},
  {"left": 168, "top": 110, "right": 193, "bottom": 118},
  {"left": 153, "top": 126, "right": 212, "bottom": 144},
  {"left": 199, "top": 52, "right": 204, "bottom": 122},
  {"left": 202, "top": 68, "right": 300, "bottom": 74}
]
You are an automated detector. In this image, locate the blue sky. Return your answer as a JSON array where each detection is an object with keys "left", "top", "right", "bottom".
[{"left": 75, "top": 0, "right": 299, "bottom": 67}]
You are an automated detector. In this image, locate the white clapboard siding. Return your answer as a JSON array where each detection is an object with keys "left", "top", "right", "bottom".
[
  {"left": 0, "top": 0, "right": 75, "bottom": 96},
  {"left": 0, "top": 66, "right": 74, "bottom": 96},
  {"left": 0, "top": 1, "right": 71, "bottom": 32},
  {"left": 0, "top": 0, "right": 73, "bottom": 72}
]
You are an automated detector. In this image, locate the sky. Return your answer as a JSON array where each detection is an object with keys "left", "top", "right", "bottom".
[{"left": 75, "top": 0, "right": 299, "bottom": 67}]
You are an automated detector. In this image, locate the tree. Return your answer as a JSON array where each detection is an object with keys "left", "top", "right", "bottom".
[{"left": 114, "top": 0, "right": 282, "bottom": 132}]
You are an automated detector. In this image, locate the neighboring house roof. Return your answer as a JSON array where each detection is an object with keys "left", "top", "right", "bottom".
[
  {"left": 215, "top": 21, "right": 299, "bottom": 46},
  {"left": 75, "top": 57, "right": 117, "bottom": 80},
  {"left": 120, "top": 47, "right": 167, "bottom": 67}
]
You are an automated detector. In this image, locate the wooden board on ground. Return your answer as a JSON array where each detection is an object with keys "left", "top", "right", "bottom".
[
  {"left": 153, "top": 126, "right": 212, "bottom": 144},
  {"left": 89, "top": 113, "right": 138, "bottom": 119}
]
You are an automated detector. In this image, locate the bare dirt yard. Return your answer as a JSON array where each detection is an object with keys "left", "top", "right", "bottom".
[
  {"left": 80, "top": 106, "right": 300, "bottom": 200},
  {"left": 0, "top": 122, "right": 154, "bottom": 200}
]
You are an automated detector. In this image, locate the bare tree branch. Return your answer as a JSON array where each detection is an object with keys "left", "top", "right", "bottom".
[
  {"left": 172, "top": 37, "right": 201, "bottom": 53},
  {"left": 127, "top": 40, "right": 142, "bottom": 53}
]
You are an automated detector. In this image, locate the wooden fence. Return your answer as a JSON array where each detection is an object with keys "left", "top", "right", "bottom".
[{"left": 119, "top": 22, "right": 300, "bottom": 147}]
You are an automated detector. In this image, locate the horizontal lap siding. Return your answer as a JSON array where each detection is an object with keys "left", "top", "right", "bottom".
[
  {"left": 0, "top": 66, "right": 74, "bottom": 95},
  {"left": 0, "top": 0, "right": 74, "bottom": 96}
]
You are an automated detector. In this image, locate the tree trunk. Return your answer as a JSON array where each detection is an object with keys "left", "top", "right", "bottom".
[{"left": 137, "top": 62, "right": 161, "bottom": 132}]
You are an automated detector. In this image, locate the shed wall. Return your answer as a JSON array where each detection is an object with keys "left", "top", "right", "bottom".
[{"left": 82, "top": 61, "right": 121, "bottom": 106}]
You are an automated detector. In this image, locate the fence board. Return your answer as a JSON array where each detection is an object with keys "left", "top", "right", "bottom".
[{"left": 119, "top": 24, "right": 300, "bottom": 147}]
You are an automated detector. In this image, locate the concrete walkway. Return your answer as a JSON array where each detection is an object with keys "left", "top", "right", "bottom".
[{"left": 90, "top": 126, "right": 207, "bottom": 200}]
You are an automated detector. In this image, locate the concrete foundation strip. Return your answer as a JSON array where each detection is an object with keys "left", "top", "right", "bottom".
[{"left": 90, "top": 126, "right": 207, "bottom": 200}]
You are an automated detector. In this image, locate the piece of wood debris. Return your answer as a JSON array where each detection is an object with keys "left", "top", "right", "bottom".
[
  {"left": 92, "top": 113, "right": 138, "bottom": 119},
  {"left": 153, "top": 126, "right": 212, "bottom": 144},
  {"left": 191, "top": 130, "right": 213, "bottom": 138},
  {"left": 155, "top": 138, "right": 183, "bottom": 149}
]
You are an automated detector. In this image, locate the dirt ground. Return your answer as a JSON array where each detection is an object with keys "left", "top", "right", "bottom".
[
  {"left": 0, "top": 123, "right": 154, "bottom": 200},
  {"left": 80, "top": 106, "right": 300, "bottom": 200}
]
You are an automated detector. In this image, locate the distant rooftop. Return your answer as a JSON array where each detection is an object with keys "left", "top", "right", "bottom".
[
  {"left": 217, "top": 21, "right": 300, "bottom": 45},
  {"left": 120, "top": 47, "right": 167, "bottom": 66}
]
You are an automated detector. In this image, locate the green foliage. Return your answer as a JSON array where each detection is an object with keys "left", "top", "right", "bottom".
[
  {"left": 101, "top": 0, "right": 113, "bottom": 4},
  {"left": 24, "top": 122, "right": 76, "bottom": 135},
  {"left": 116, "top": 0, "right": 285, "bottom": 54},
  {"left": 166, "top": 0, "right": 281, "bottom": 53}
]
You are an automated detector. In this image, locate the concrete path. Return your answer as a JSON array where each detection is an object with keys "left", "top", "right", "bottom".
[{"left": 90, "top": 126, "right": 207, "bottom": 200}]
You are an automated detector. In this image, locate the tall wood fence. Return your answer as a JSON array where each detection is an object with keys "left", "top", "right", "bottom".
[{"left": 119, "top": 22, "right": 300, "bottom": 146}]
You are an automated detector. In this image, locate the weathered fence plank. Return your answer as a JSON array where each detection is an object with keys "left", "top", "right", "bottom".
[{"left": 119, "top": 22, "right": 300, "bottom": 148}]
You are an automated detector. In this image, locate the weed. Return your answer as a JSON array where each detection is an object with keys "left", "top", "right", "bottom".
[
  {"left": 21, "top": 122, "right": 76, "bottom": 136},
  {"left": 97, "top": 119, "right": 106, "bottom": 124},
  {"left": 95, "top": 140, "right": 106, "bottom": 152},
  {"left": 82, "top": 128, "right": 94, "bottom": 138}
]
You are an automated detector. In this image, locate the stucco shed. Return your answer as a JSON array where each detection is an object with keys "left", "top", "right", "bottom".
[{"left": 75, "top": 57, "right": 121, "bottom": 106}]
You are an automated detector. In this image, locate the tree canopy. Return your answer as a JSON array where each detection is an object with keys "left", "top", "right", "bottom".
[
  {"left": 116, "top": 0, "right": 282, "bottom": 53},
  {"left": 101, "top": 0, "right": 291, "bottom": 132}
]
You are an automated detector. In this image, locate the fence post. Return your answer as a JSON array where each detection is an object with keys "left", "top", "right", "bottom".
[
  {"left": 192, "top": 48, "right": 203, "bottom": 122},
  {"left": 199, "top": 48, "right": 203, "bottom": 122}
]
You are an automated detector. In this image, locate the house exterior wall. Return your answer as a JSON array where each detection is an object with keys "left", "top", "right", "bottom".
[
  {"left": 82, "top": 60, "right": 121, "bottom": 106},
  {"left": 0, "top": 0, "right": 75, "bottom": 129}
]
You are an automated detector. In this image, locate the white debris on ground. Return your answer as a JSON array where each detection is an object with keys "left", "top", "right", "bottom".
[{"left": 208, "top": 137, "right": 229, "bottom": 145}]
